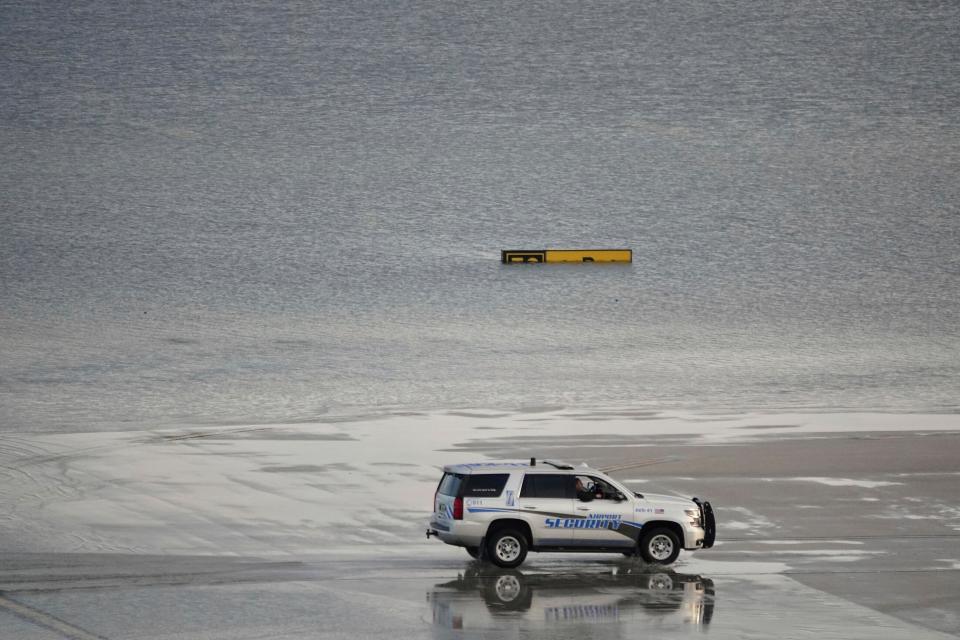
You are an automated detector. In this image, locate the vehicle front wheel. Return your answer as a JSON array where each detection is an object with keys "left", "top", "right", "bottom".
[
  {"left": 486, "top": 529, "right": 528, "bottom": 568},
  {"left": 639, "top": 527, "right": 681, "bottom": 565}
]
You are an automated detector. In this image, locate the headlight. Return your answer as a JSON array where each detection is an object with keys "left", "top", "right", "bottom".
[{"left": 685, "top": 508, "right": 702, "bottom": 527}]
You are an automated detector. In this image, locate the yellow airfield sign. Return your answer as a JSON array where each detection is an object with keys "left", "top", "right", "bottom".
[{"left": 501, "top": 249, "right": 632, "bottom": 264}]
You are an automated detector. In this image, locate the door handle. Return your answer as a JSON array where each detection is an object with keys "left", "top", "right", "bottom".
[
  {"left": 522, "top": 505, "right": 538, "bottom": 509},
  {"left": 576, "top": 507, "right": 590, "bottom": 511}
]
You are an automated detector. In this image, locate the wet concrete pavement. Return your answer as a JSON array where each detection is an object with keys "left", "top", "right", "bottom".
[
  {"left": 1, "top": 411, "right": 958, "bottom": 638},
  {"left": 0, "top": 550, "right": 957, "bottom": 639}
]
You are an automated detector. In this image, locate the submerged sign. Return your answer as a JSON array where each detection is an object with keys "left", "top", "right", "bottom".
[{"left": 501, "top": 249, "right": 632, "bottom": 264}]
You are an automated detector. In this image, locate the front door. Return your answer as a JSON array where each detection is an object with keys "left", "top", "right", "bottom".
[
  {"left": 572, "top": 474, "right": 640, "bottom": 548},
  {"left": 518, "top": 473, "right": 578, "bottom": 546}
]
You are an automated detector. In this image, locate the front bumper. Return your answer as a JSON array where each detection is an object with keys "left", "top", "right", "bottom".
[{"left": 692, "top": 498, "right": 716, "bottom": 549}]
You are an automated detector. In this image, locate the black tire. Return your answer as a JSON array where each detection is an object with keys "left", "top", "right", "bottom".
[
  {"left": 639, "top": 527, "right": 681, "bottom": 565},
  {"left": 485, "top": 528, "right": 528, "bottom": 568},
  {"left": 465, "top": 546, "right": 480, "bottom": 559}
]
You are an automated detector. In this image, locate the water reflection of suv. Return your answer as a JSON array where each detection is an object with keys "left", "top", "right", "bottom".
[
  {"left": 427, "top": 459, "right": 716, "bottom": 568},
  {"left": 427, "top": 565, "right": 715, "bottom": 630}
]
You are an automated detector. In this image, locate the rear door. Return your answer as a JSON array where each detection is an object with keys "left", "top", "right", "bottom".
[
  {"left": 519, "top": 473, "right": 578, "bottom": 546},
  {"left": 434, "top": 472, "right": 464, "bottom": 529}
]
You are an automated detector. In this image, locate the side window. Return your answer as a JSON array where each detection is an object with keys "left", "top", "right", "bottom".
[
  {"left": 577, "top": 475, "right": 620, "bottom": 500},
  {"left": 520, "top": 475, "right": 536, "bottom": 497},
  {"left": 463, "top": 474, "right": 509, "bottom": 497},
  {"left": 437, "top": 473, "right": 464, "bottom": 497},
  {"left": 520, "top": 474, "right": 574, "bottom": 499}
]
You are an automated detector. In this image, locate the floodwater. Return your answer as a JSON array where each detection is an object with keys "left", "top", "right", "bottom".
[
  {"left": 2, "top": 0, "right": 960, "bottom": 433},
  {"left": 3, "top": 3, "right": 960, "bottom": 636}
]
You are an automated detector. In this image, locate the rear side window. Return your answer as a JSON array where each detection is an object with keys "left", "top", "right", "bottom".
[
  {"left": 437, "top": 473, "right": 464, "bottom": 497},
  {"left": 520, "top": 474, "right": 574, "bottom": 499},
  {"left": 463, "top": 474, "right": 509, "bottom": 497}
]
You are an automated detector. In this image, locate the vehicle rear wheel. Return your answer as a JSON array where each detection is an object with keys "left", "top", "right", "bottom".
[
  {"left": 465, "top": 546, "right": 480, "bottom": 559},
  {"left": 486, "top": 529, "right": 528, "bottom": 568},
  {"left": 639, "top": 527, "right": 681, "bottom": 565}
]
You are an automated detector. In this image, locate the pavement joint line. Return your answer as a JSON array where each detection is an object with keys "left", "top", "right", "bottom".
[
  {"left": 184, "top": 566, "right": 960, "bottom": 582},
  {"left": 720, "top": 534, "right": 960, "bottom": 541},
  {"left": 2, "top": 568, "right": 960, "bottom": 593},
  {"left": 152, "top": 567, "right": 960, "bottom": 581},
  {"left": 0, "top": 593, "right": 109, "bottom": 640},
  {"left": 309, "top": 568, "right": 960, "bottom": 581}
]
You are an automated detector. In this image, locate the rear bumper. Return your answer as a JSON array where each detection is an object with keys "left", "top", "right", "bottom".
[{"left": 427, "top": 519, "right": 484, "bottom": 547}]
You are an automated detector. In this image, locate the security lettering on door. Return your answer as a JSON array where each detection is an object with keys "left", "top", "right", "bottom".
[
  {"left": 572, "top": 475, "right": 643, "bottom": 545},
  {"left": 545, "top": 513, "right": 623, "bottom": 529}
]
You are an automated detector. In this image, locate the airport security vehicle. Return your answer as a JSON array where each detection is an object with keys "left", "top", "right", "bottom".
[{"left": 427, "top": 458, "right": 716, "bottom": 568}]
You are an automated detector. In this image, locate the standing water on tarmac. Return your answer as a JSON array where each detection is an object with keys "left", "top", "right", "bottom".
[{"left": 2, "top": 0, "right": 959, "bottom": 432}]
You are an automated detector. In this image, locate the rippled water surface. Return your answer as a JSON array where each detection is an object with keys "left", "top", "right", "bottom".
[{"left": 2, "top": 0, "right": 959, "bottom": 431}]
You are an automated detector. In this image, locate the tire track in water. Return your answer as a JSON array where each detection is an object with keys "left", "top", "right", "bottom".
[
  {"left": 0, "top": 593, "right": 109, "bottom": 640},
  {"left": 0, "top": 435, "right": 127, "bottom": 552},
  {"left": 0, "top": 427, "right": 297, "bottom": 554}
]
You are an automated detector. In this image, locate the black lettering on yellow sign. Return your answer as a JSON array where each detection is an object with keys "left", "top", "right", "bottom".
[
  {"left": 502, "top": 250, "right": 631, "bottom": 264},
  {"left": 501, "top": 251, "right": 547, "bottom": 263}
]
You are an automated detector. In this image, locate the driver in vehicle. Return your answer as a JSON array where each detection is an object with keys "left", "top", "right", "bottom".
[{"left": 575, "top": 476, "right": 598, "bottom": 501}]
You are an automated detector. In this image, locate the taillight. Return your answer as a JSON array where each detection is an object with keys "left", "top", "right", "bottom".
[{"left": 453, "top": 496, "right": 463, "bottom": 520}]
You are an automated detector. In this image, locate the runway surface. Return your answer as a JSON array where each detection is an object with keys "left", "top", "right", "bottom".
[
  {"left": 1, "top": 548, "right": 957, "bottom": 640},
  {"left": 1, "top": 410, "right": 958, "bottom": 638}
]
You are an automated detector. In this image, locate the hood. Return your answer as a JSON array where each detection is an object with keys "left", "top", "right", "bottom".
[{"left": 636, "top": 493, "right": 696, "bottom": 508}]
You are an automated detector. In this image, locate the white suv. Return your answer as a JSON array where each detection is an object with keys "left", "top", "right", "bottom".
[{"left": 427, "top": 459, "right": 716, "bottom": 568}]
